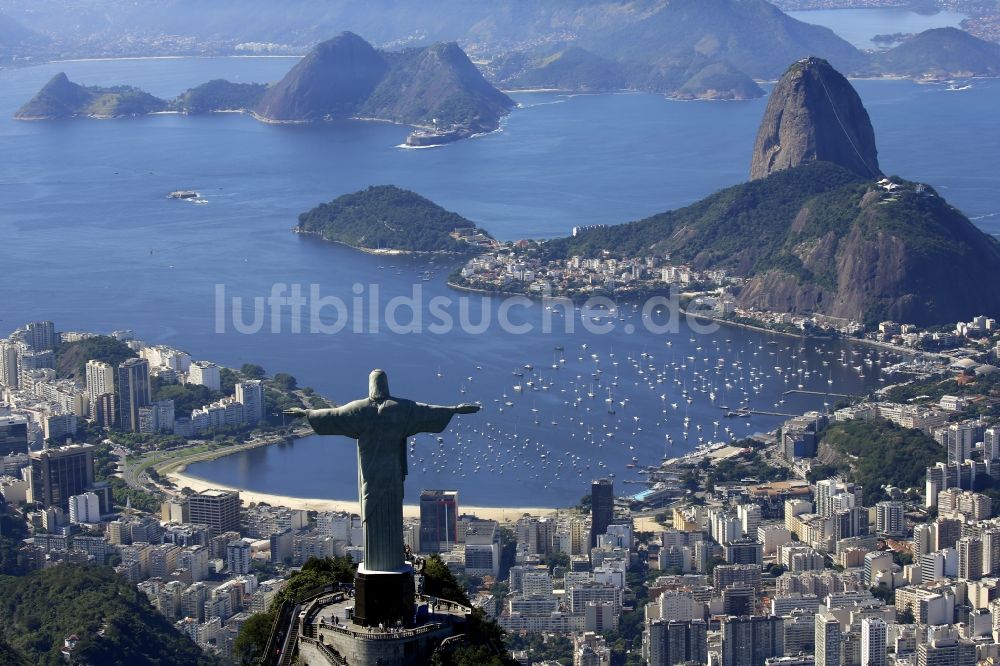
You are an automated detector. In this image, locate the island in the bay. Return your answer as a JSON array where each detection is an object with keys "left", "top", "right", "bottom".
[
  {"left": 296, "top": 185, "right": 495, "bottom": 255},
  {"left": 14, "top": 31, "right": 514, "bottom": 146}
]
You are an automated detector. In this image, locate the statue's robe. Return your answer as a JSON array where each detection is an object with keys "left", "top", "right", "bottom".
[{"left": 307, "top": 398, "right": 457, "bottom": 572}]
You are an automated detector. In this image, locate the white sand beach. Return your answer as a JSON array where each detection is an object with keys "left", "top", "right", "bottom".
[{"left": 168, "top": 470, "right": 559, "bottom": 523}]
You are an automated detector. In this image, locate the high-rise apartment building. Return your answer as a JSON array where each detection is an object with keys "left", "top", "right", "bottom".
[
  {"left": 0, "top": 341, "right": 18, "bottom": 388},
  {"left": 721, "top": 616, "right": 783, "bottom": 666},
  {"left": 85, "top": 360, "right": 115, "bottom": 417},
  {"left": 861, "top": 617, "right": 886, "bottom": 666},
  {"left": 815, "top": 611, "right": 841, "bottom": 666},
  {"left": 188, "top": 361, "right": 221, "bottom": 391},
  {"left": 24, "top": 321, "right": 57, "bottom": 351},
  {"left": 235, "top": 380, "right": 265, "bottom": 424},
  {"left": 645, "top": 619, "right": 708, "bottom": 666},
  {"left": 874, "top": 501, "right": 905, "bottom": 537}
]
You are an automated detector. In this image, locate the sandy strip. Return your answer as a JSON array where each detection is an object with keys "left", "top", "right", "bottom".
[{"left": 168, "top": 470, "right": 558, "bottom": 523}]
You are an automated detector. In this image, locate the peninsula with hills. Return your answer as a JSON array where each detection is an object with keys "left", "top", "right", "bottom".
[
  {"left": 14, "top": 32, "right": 514, "bottom": 146},
  {"left": 450, "top": 57, "right": 1000, "bottom": 327},
  {"left": 485, "top": 0, "right": 1000, "bottom": 98}
]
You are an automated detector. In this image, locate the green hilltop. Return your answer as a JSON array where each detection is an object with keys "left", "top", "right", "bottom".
[
  {"left": 0, "top": 564, "right": 218, "bottom": 666},
  {"left": 297, "top": 185, "right": 492, "bottom": 254},
  {"left": 15, "top": 72, "right": 167, "bottom": 119}
]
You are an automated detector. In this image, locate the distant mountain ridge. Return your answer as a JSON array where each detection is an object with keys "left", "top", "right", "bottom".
[
  {"left": 487, "top": 0, "right": 1000, "bottom": 97},
  {"left": 544, "top": 59, "right": 1000, "bottom": 325},
  {"left": 16, "top": 32, "right": 514, "bottom": 142}
]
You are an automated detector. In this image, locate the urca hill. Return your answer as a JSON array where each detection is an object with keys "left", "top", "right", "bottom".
[{"left": 551, "top": 58, "right": 1000, "bottom": 326}]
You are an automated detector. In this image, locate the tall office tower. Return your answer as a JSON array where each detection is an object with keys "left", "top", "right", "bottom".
[
  {"left": 187, "top": 489, "right": 241, "bottom": 537},
  {"left": 815, "top": 611, "right": 841, "bottom": 666},
  {"left": 874, "top": 501, "right": 905, "bottom": 537},
  {"left": 957, "top": 537, "right": 983, "bottom": 581},
  {"left": 419, "top": 490, "right": 458, "bottom": 553},
  {"left": 591, "top": 478, "right": 614, "bottom": 547},
  {"left": 235, "top": 380, "right": 265, "bottom": 424},
  {"left": 861, "top": 617, "right": 887, "bottom": 666},
  {"left": 85, "top": 360, "right": 116, "bottom": 416},
  {"left": 24, "top": 321, "right": 56, "bottom": 351},
  {"left": 118, "top": 358, "right": 151, "bottom": 432},
  {"left": 0, "top": 415, "right": 29, "bottom": 455},
  {"left": 27, "top": 443, "right": 96, "bottom": 511},
  {"left": 0, "top": 341, "right": 18, "bottom": 388},
  {"left": 720, "top": 616, "right": 783, "bottom": 666},
  {"left": 645, "top": 619, "right": 708, "bottom": 666}
]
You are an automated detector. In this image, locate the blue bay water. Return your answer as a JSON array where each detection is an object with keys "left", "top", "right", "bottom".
[
  {"left": 788, "top": 8, "right": 966, "bottom": 49},
  {"left": 0, "top": 56, "right": 997, "bottom": 507}
]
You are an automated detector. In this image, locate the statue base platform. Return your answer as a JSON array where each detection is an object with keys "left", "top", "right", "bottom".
[{"left": 354, "top": 565, "right": 415, "bottom": 628}]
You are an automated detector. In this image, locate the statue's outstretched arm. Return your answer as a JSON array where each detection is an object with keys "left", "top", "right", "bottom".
[
  {"left": 286, "top": 400, "right": 367, "bottom": 438},
  {"left": 405, "top": 401, "right": 480, "bottom": 437}
]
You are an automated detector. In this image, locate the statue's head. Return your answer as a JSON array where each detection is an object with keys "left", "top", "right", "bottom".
[{"left": 369, "top": 369, "right": 390, "bottom": 402}]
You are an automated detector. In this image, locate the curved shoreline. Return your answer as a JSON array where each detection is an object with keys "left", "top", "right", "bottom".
[{"left": 167, "top": 468, "right": 557, "bottom": 522}]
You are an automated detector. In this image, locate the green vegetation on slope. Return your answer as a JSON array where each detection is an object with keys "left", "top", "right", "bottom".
[
  {"left": 543, "top": 161, "right": 864, "bottom": 268},
  {"left": 55, "top": 335, "right": 137, "bottom": 381},
  {"left": 816, "top": 418, "right": 945, "bottom": 501},
  {"left": 360, "top": 42, "right": 514, "bottom": 132},
  {"left": 0, "top": 564, "right": 217, "bottom": 666},
  {"left": 873, "top": 27, "right": 1000, "bottom": 78},
  {"left": 542, "top": 161, "right": 1000, "bottom": 325},
  {"left": 298, "top": 185, "right": 488, "bottom": 253},
  {"left": 15, "top": 73, "right": 167, "bottom": 119},
  {"left": 174, "top": 79, "right": 268, "bottom": 113}
]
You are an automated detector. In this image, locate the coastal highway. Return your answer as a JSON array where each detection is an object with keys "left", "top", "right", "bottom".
[{"left": 121, "top": 427, "right": 312, "bottom": 495}]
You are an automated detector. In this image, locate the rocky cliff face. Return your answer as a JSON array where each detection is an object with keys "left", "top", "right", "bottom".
[
  {"left": 255, "top": 31, "right": 389, "bottom": 122},
  {"left": 750, "top": 58, "right": 880, "bottom": 181},
  {"left": 733, "top": 179, "right": 1000, "bottom": 324}
]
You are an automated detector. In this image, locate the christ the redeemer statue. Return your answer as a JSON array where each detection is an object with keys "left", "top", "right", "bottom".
[{"left": 284, "top": 369, "right": 479, "bottom": 574}]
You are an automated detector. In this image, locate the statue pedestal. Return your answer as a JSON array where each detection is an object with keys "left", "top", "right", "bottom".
[{"left": 354, "top": 565, "right": 415, "bottom": 628}]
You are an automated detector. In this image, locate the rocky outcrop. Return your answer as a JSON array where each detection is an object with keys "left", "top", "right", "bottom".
[
  {"left": 750, "top": 57, "right": 880, "bottom": 181},
  {"left": 254, "top": 31, "right": 389, "bottom": 122}
]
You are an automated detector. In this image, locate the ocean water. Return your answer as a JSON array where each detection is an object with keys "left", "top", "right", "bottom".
[
  {"left": 0, "top": 56, "right": 997, "bottom": 506},
  {"left": 788, "top": 8, "right": 967, "bottom": 49}
]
